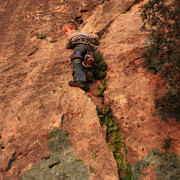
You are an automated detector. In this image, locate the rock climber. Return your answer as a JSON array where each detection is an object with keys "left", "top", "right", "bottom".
[{"left": 62, "top": 21, "right": 100, "bottom": 90}]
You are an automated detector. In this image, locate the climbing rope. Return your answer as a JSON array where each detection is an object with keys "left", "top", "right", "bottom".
[{"left": 92, "top": 0, "right": 107, "bottom": 33}]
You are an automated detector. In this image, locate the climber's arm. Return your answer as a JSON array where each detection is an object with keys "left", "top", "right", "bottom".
[{"left": 88, "top": 33, "right": 100, "bottom": 45}]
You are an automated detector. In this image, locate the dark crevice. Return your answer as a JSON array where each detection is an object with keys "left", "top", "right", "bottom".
[
  {"left": 75, "top": 16, "right": 83, "bottom": 25},
  {"left": 97, "top": 19, "right": 114, "bottom": 39},
  {"left": 0, "top": 144, "right": 5, "bottom": 150},
  {"left": 17, "top": 116, "right": 21, "bottom": 121},
  {"left": 48, "top": 161, "right": 61, "bottom": 168},
  {"left": 126, "top": 0, "right": 143, "bottom": 12},
  {"left": 1, "top": 64, "right": 16, "bottom": 73},
  {"left": 5, "top": 153, "right": 17, "bottom": 171},
  {"left": 27, "top": 47, "right": 38, "bottom": 57},
  {"left": 80, "top": 9, "right": 88, "bottom": 13},
  {"left": 97, "top": 0, "right": 144, "bottom": 39}
]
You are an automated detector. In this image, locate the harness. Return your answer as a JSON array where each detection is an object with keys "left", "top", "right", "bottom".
[
  {"left": 73, "top": 36, "right": 95, "bottom": 68},
  {"left": 73, "top": 36, "right": 97, "bottom": 49}
]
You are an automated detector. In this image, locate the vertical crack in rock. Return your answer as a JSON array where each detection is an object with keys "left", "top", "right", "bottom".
[
  {"left": 5, "top": 153, "right": 17, "bottom": 172},
  {"left": 96, "top": 0, "right": 144, "bottom": 38},
  {"left": 97, "top": 19, "right": 115, "bottom": 39},
  {"left": 126, "top": 0, "right": 144, "bottom": 12}
]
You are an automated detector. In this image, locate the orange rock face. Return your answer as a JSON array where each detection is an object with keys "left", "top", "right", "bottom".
[
  {"left": 0, "top": 0, "right": 179, "bottom": 179},
  {"left": 97, "top": 1, "right": 180, "bottom": 162},
  {"left": 0, "top": 1, "right": 119, "bottom": 179}
]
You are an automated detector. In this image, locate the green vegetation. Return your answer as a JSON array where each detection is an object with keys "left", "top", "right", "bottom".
[
  {"left": 97, "top": 80, "right": 107, "bottom": 97},
  {"left": 35, "top": 33, "right": 47, "bottom": 39},
  {"left": 92, "top": 152, "right": 98, "bottom": 161},
  {"left": 92, "top": 49, "right": 133, "bottom": 179},
  {"left": 90, "top": 166, "right": 96, "bottom": 174},
  {"left": 97, "top": 106, "right": 133, "bottom": 179},
  {"left": 93, "top": 50, "right": 107, "bottom": 80},
  {"left": 140, "top": 0, "right": 180, "bottom": 122},
  {"left": 163, "top": 137, "right": 172, "bottom": 151}
]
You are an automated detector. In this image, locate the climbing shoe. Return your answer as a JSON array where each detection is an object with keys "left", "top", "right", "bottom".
[
  {"left": 68, "top": 81, "right": 88, "bottom": 90},
  {"left": 86, "top": 70, "right": 93, "bottom": 82}
]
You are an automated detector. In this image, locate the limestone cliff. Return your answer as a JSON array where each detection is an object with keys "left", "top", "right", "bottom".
[{"left": 0, "top": 0, "right": 180, "bottom": 180}]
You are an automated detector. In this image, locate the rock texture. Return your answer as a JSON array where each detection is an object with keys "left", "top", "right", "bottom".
[
  {"left": 83, "top": 0, "right": 180, "bottom": 178},
  {"left": 96, "top": 0, "right": 180, "bottom": 160},
  {"left": 0, "top": 0, "right": 180, "bottom": 180},
  {"left": 0, "top": 0, "right": 119, "bottom": 180},
  {"left": 20, "top": 129, "right": 89, "bottom": 180},
  {"left": 132, "top": 149, "right": 180, "bottom": 180}
]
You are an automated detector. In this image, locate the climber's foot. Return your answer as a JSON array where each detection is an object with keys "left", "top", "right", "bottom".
[
  {"left": 68, "top": 81, "right": 89, "bottom": 91},
  {"left": 86, "top": 70, "right": 93, "bottom": 82}
]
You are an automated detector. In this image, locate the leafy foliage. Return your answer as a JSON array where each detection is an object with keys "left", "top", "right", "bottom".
[
  {"left": 97, "top": 80, "right": 107, "bottom": 97},
  {"left": 97, "top": 106, "right": 133, "bottom": 179},
  {"left": 140, "top": 0, "right": 180, "bottom": 121},
  {"left": 92, "top": 50, "right": 107, "bottom": 79},
  {"left": 92, "top": 152, "right": 98, "bottom": 161},
  {"left": 90, "top": 166, "right": 96, "bottom": 174},
  {"left": 35, "top": 33, "right": 47, "bottom": 39}
]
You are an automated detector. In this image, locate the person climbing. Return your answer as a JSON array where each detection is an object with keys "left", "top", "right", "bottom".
[{"left": 62, "top": 21, "right": 100, "bottom": 90}]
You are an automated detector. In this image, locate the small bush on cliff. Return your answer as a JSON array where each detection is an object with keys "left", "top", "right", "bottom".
[
  {"left": 35, "top": 33, "right": 47, "bottom": 39},
  {"left": 93, "top": 50, "right": 107, "bottom": 80},
  {"left": 140, "top": 0, "right": 180, "bottom": 122}
]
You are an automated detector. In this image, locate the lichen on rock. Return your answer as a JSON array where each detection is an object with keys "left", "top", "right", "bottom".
[
  {"left": 20, "top": 128, "right": 89, "bottom": 180},
  {"left": 132, "top": 149, "right": 180, "bottom": 180}
]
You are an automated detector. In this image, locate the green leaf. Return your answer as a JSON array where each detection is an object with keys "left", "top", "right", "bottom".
[
  {"left": 108, "top": 127, "right": 115, "bottom": 132},
  {"left": 108, "top": 145, "right": 116, "bottom": 152},
  {"left": 107, "top": 112, "right": 113, "bottom": 118},
  {"left": 122, "top": 147, "right": 129, "bottom": 153},
  {"left": 114, "top": 152, "right": 122, "bottom": 159},
  {"left": 97, "top": 91, "right": 102, "bottom": 96},
  {"left": 108, "top": 120, "right": 113, "bottom": 127},
  {"left": 97, "top": 85, "right": 101, "bottom": 89},
  {"left": 114, "top": 136, "right": 122, "bottom": 143},
  {"left": 113, "top": 126, "right": 119, "bottom": 131},
  {"left": 40, "top": 34, "right": 46, "bottom": 39},
  {"left": 105, "top": 116, "right": 111, "bottom": 124},
  {"left": 120, "top": 133, "right": 125, "bottom": 140},
  {"left": 116, "top": 158, "right": 123, "bottom": 167},
  {"left": 90, "top": 166, "right": 96, "bottom": 174},
  {"left": 92, "top": 152, "right": 98, "bottom": 161},
  {"left": 101, "top": 79, "right": 106, "bottom": 86},
  {"left": 105, "top": 106, "right": 110, "bottom": 113},
  {"left": 111, "top": 132, "right": 117, "bottom": 140},
  {"left": 122, "top": 162, "right": 128, "bottom": 170}
]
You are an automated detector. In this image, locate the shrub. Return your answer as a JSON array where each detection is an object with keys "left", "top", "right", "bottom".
[
  {"left": 92, "top": 50, "right": 107, "bottom": 80},
  {"left": 140, "top": 0, "right": 180, "bottom": 122}
]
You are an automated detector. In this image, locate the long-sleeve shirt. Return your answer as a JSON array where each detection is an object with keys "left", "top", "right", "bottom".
[{"left": 65, "top": 30, "right": 100, "bottom": 49}]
